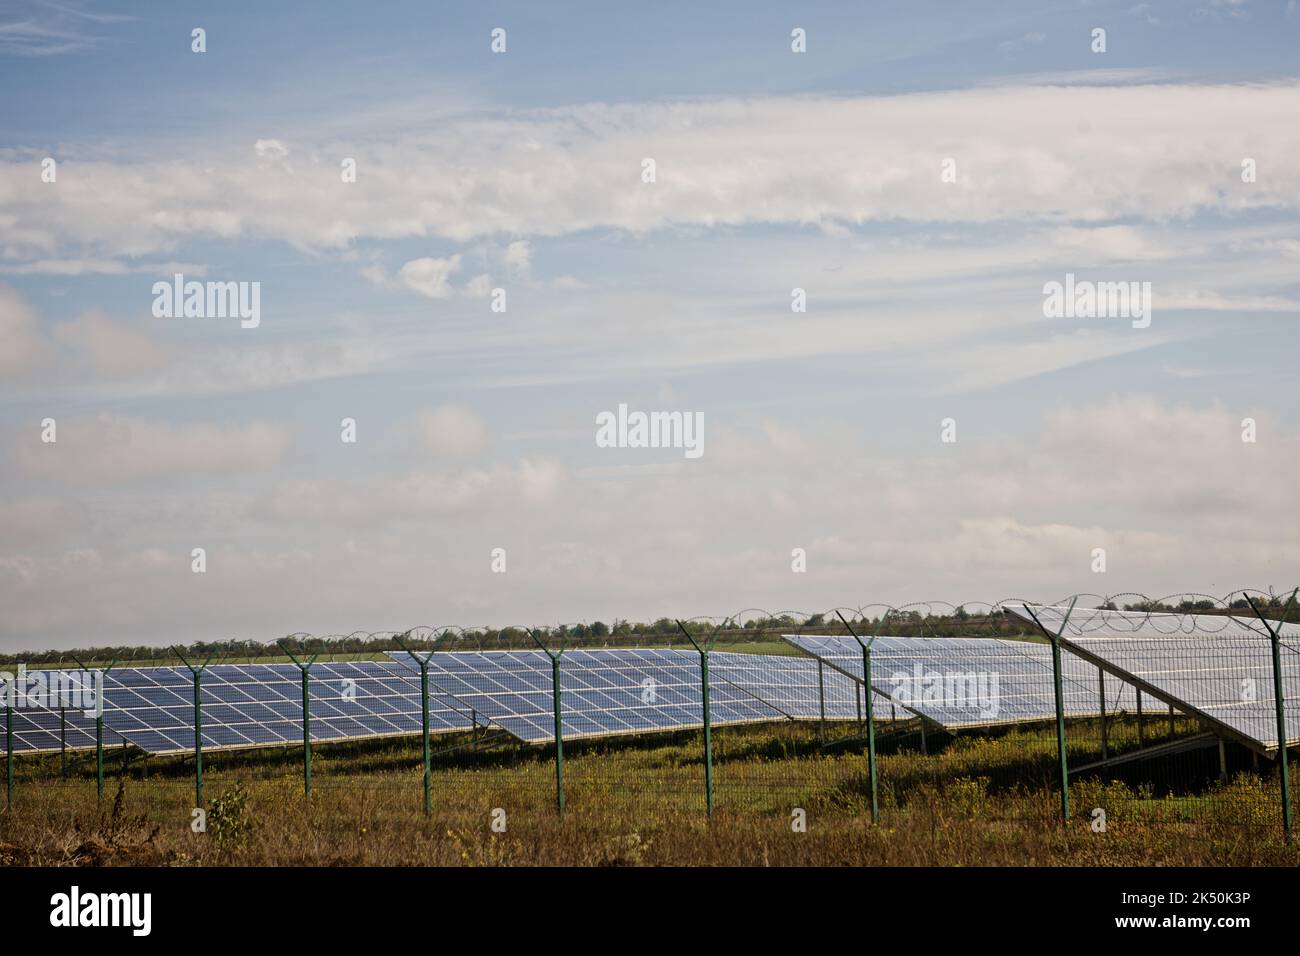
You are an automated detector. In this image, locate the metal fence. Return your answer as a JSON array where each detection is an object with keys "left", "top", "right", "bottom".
[{"left": 2, "top": 589, "right": 1298, "bottom": 851}]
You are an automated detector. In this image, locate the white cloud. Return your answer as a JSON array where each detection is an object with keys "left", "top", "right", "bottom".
[
  {"left": 397, "top": 255, "right": 461, "bottom": 299},
  {"left": 6, "top": 83, "right": 1300, "bottom": 266},
  {"left": 416, "top": 404, "right": 491, "bottom": 458},
  {"left": 53, "top": 309, "right": 170, "bottom": 378},
  {"left": 253, "top": 139, "right": 290, "bottom": 161},
  {"left": 503, "top": 240, "right": 531, "bottom": 278},
  {"left": 15, "top": 414, "right": 294, "bottom": 485},
  {"left": 254, "top": 457, "right": 563, "bottom": 526},
  {"left": 3, "top": 395, "right": 1297, "bottom": 645},
  {"left": 0, "top": 283, "right": 47, "bottom": 377}
]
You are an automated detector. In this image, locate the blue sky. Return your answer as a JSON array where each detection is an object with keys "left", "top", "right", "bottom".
[{"left": 2, "top": 0, "right": 1299, "bottom": 649}]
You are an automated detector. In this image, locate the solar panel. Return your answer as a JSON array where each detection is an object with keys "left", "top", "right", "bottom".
[
  {"left": 784, "top": 634, "right": 1141, "bottom": 730},
  {"left": 95, "top": 660, "right": 474, "bottom": 755},
  {"left": 1007, "top": 604, "right": 1300, "bottom": 753},
  {"left": 388, "top": 649, "right": 804, "bottom": 743},
  {"left": 709, "top": 651, "right": 897, "bottom": 721},
  {"left": 2, "top": 703, "right": 110, "bottom": 753},
  {"left": 1, "top": 669, "right": 122, "bottom": 753}
]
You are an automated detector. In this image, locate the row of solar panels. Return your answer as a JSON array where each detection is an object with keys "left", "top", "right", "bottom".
[
  {"left": 2, "top": 650, "right": 901, "bottom": 756},
  {"left": 9, "top": 605, "right": 1294, "bottom": 757},
  {"left": 1005, "top": 605, "right": 1300, "bottom": 754},
  {"left": 787, "top": 604, "right": 1300, "bottom": 755}
]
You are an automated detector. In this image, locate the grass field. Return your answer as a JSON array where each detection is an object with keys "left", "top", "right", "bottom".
[{"left": 1, "top": 715, "right": 1295, "bottom": 866}]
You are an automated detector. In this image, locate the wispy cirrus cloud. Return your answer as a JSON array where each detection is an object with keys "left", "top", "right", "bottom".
[{"left": 0, "top": 1, "right": 132, "bottom": 56}]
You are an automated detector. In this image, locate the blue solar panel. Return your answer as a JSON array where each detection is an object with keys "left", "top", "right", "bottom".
[
  {"left": 710, "top": 650, "right": 897, "bottom": 721},
  {"left": 1008, "top": 604, "right": 1300, "bottom": 752},
  {"left": 388, "top": 648, "right": 878, "bottom": 743},
  {"left": 388, "top": 648, "right": 789, "bottom": 742},
  {"left": 94, "top": 660, "right": 474, "bottom": 755},
  {"left": 785, "top": 634, "right": 1141, "bottom": 730},
  {"left": 1, "top": 669, "right": 121, "bottom": 753}
]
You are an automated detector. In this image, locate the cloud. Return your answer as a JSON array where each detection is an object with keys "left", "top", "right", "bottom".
[
  {"left": 2, "top": 395, "right": 1296, "bottom": 645},
  {"left": 6, "top": 83, "right": 1300, "bottom": 267},
  {"left": 52, "top": 309, "right": 170, "bottom": 378},
  {"left": 15, "top": 414, "right": 293, "bottom": 485},
  {"left": 253, "top": 139, "right": 290, "bottom": 161},
  {"left": 503, "top": 240, "right": 531, "bottom": 278},
  {"left": 254, "top": 457, "right": 563, "bottom": 526},
  {"left": 0, "top": 1, "right": 131, "bottom": 56},
  {"left": 0, "top": 283, "right": 48, "bottom": 377},
  {"left": 397, "top": 255, "right": 461, "bottom": 299},
  {"left": 416, "top": 404, "right": 491, "bottom": 458},
  {"left": 0, "top": 496, "right": 80, "bottom": 543}
]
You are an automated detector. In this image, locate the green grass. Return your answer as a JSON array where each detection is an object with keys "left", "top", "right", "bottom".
[{"left": 1, "top": 715, "right": 1295, "bottom": 866}]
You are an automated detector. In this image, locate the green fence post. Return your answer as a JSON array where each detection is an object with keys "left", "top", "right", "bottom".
[
  {"left": 5, "top": 685, "right": 12, "bottom": 813},
  {"left": 676, "top": 619, "right": 728, "bottom": 816},
  {"left": 527, "top": 630, "right": 567, "bottom": 815},
  {"left": 420, "top": 662, "right": 431, "bottom": 816},
  {"left": 836, "top": 610, "right": 886, "bottom": 824},
  {"left": 193, "top": 672, "right": 203, "bottom": 807},
  {"left": 1023, "top": 598, "right": 1077, "bottom": 825},
  {"left": 71, "top": 654, "right": 114, "bottom": 799},
  {"left": 551, "top": 656, "right": 565, "bottom": 813},
  {"left": 95, "top": 714, "right": 104, "bottom": 798},
  {"left": 1246, "top": 591, "right": 1298, "bottom": 843},
  {"left": 172, "top": 647, "right": 212, "bottom": 809},
  {"left": 278, "top": 641, "right": 320, "bottom": 799},
  {"left": 394, "top": 632, "right": 438, "bottom": 817}
]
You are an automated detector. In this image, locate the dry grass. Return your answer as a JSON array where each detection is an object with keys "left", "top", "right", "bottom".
[{"left": 1, "top": 719, "right": 1295, "bottom": 866}]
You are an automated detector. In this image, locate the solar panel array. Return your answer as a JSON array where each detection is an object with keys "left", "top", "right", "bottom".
[
  {"left": 387, "top": 648, "right": 834, "bottom": 743},
  {"left": 3, "top": 650, "right": 884, "bottom": 756},
  {"left": 1008, "top": 604, "right": 1300, "bottom": 752},
  {"left": 93, "top": 660, "right": 473, "bottom": 755},
  {"left": 785, "top": 634, "right": 1142, "bottom": 730}
]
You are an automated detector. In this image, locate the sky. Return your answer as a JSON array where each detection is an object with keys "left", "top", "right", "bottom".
[{"left": 1, "top": 0, "right": 1299, "bottom": 650}]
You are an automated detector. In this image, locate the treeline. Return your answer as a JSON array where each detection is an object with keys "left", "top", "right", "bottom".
[{"left": 4, "top": 596, "right": 1293, "bottom": 665}]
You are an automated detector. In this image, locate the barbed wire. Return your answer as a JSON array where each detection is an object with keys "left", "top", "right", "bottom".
[{"left": 4, "top": 587, "right": 1297, "bottom": 668}]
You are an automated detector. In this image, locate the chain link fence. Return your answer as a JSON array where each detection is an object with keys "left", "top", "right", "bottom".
[{"left": 2, "top": 589, "right": 1298, "bottom": 860}]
